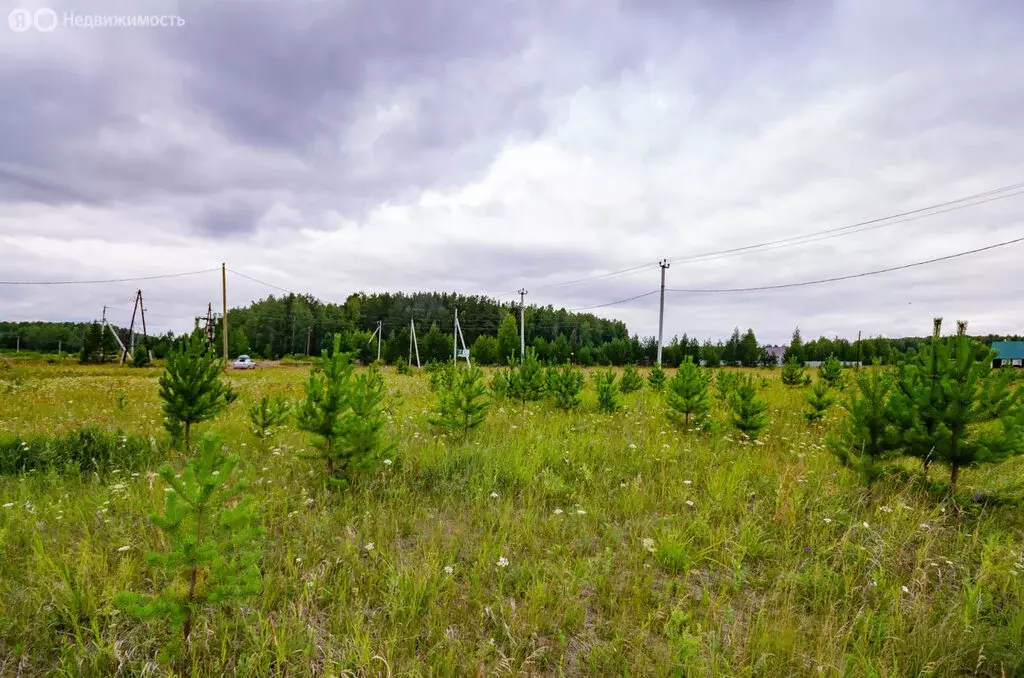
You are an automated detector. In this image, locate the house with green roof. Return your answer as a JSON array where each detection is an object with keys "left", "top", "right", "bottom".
[{"left": 991, "top": 341, "right": 1024, "bottom": 368}]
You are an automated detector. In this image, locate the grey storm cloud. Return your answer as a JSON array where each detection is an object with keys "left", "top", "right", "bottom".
[{"left": 1, "top": 0, "right": 1024, "bottom": 342}]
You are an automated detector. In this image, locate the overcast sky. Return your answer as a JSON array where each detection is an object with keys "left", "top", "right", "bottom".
[{"left": 1, "top": 0, "right": 1022, "bottom": 344}]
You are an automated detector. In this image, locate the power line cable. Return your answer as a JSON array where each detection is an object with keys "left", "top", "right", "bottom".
[
  {"left": 666, "top": 234, "right": 1024, "bottom": 294},
  {"left": 517, "top": 180, "right": 1024, "bottom": 292},
  {"left": 0, "top": 268, "right": 219, "bottom": 286},
  {"left": 227, "top": 268, "right": 300, "bottom": 295}
]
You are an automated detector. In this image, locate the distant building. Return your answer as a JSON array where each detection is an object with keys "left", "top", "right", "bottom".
[
  {"left": 761, "top": 345, "right": 787, "bottom": 365},
  {"left": 991, "top": 341, "right": 1024, "bottom": 368}
]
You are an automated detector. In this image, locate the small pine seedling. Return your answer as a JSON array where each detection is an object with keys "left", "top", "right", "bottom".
[
  {"left": 594, "top": 369, "right": 621, "bottom": 413},
  {"left": 548, "top": 362, "right": 585, "bottom": 411},
  {"left": 665, "top": 357, "right": 711, "bottom": 430},
  {"left": 116, "top": 432, "right": 263, "bottom": 663},
  {"left": 431, "top": 366, "right": 490, "bottom": 437},
  {"left": 728, "top": 375, "right": 770, "bottom": 439},
  {"left": 818, "top": 354, "right": 844, "bottom": 389},
  {"left": 619, "top": 364, "right": 644, "bottom": 394},
  {"left": 804, "top": 380, "right": 836, "bottom": 424},
  {"left": 428, "top": 362, "right": 456, "bottom": 392},
  {"left": 829, "top": 364, "right": 901, "bottom": 484},
  {"left": 781, "top": 357, "right": 810, "bottom": 387},
  {"left": 715, "top": 370, "right": 739, "bottom": 402},
  {"left": 507, "top": 348, "right": 547, "bottom": 403},
  {"left": 648, "top": 364, "right": 667, "bottom": 391},
  {"left": 247, "top": 394, "right": 291, "bottom": 452},
  {"left": 158, "top": 332, "right": 237, "bottom": 452},
  {"left": 297, "top": 337, "right": 388, "bottom": 486}
]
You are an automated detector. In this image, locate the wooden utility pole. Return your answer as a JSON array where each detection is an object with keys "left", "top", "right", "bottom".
[
  {"left": 657, "top": 259, "right": 670, "bottom": 366},
  {"left": 120, "top": 290, "right": 141, "bottom": 364},
  {"left": 307, "top": 327, "right": 313, "bottom": 356},
  {"left": 409, "top": 317, "right": 421, "bottom": 368},
  {"left": 139, "top": 290, "right": 151, "bottom": 360},
  {"left": 857, "top": 330, "right": 862, "bottom": 368},
  {"left": 518, "top": 289, "right": 528, "bottom": 363},
  {"left": 221, "top": 263, "right": 229, "bottom": 361}
]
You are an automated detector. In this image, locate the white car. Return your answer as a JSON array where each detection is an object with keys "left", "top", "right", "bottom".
[{"left": 232, "top": 355, "right": 257, "bottom": 369}]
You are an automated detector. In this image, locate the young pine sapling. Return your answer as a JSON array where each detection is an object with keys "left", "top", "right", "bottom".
[
  {"left": 727, "top": 375, "right": 770, "bottom": 439},
  {"left": 665, "top": 357, "right": 711, "bottom": 430},
  {"left": 804, "top": 380, "right": 836, "bottom": 424},
  {"left": 619, "top": 364, "right": 644, "bottom": 394},
  {"left": 647, "top": 364, "right": 667, "bottom": 392},
  {"left": 116, "top": 433, "right": 263, "bottom": 662},
  {"left": 548, "top": 362, "right": 586, "bottom": 411},
  {"left": 158, "top": 332, "right": 237, "bottom": 452},
  {"left": 594, "top": 369, "right": 621, "bottom": 413},
  {"left": 829, "top": 364, "right": 900, "bottom": 484},
  {"left": 297, "top": 338, "right": 388, "bottom": 486},
  {"left": 430, "top": 366, "right": 490, "bottom": 437},
  {"left": 781, "top": 357, "right": 810, "bottom": 387},
  {"left": 247, "top": 394, "right": 291, "bottom": 452},
  {"left": 818, "top": 354, "right": 844, "bottom": 389}
]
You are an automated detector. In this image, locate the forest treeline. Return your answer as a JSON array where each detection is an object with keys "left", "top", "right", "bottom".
[{"left": 2, "top": 292, "right": 1020, "bottom": 366}]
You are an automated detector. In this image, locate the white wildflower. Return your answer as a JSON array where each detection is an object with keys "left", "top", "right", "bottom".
[
  {"left": 642, "top": 537, "right": 656, "bottom": 553},
  {"left": 2, "top": 502, "right": 14, "bottom": 509},
  {"left": 383, "top": 459, "right": 393, "bottom": 466},
  {"left": 628, "top": 443, "right": 637, "bottom": 450},
  {"left": 683, "top": 480, "right": 692, "bottom": 485},
  {"left": 496, "top": 556, "right": 509, "bottom": 568},
  {"left": 879, "top": 506, "right": 893, "bottom": 513},
  {"left": 117, "top": 545, "right": 131, "bottom": 552},
  {"left": 489, "top": 491, "right": 499, "bottom": 499},
  {"left": 862, "top": 522, "right": 870, "bottom": 529},
  {"left": 823, "top": 518, "right": 833, "bottom": 524},
  {"left": 295, "top": 557, "right": 303, "bottom": 563},
  {"left": 685, "top": 500, "right": 695, "bottom": 507},
  {"left": 576, "top": 509, "right": 586, "bottom": 515},
  {"left": 364, "top": 542, "right": 375, "bottom": 552},
  {"left": 444, "top": 565, "right": 454, "bottom": 575},
  {"left": 901, "top": 585, "right": 910, "bottom": 593},
  {"left": 553, "top": 508, "right": 564, "bottom": 515}
]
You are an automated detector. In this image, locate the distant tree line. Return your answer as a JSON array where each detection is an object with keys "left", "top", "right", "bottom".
[{"left": 4, "top": 295, "right": 1021, "bottom": 367}]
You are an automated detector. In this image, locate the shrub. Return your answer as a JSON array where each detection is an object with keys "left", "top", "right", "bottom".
[
  {"left": 594, "top": 369, "right": 621, "bottom": 413},
  {"left": 431, "top": 366, "right": 490, "bottom": 437},
  {"left": 727, "top": 375, "right": 769, "bottom": 439},
  {"left": 117, "top": 432, "right": 263, "bottom": 663},
  {"left": 665, "top": 357, "right": 711, "bottom": 430},
  {"left": 395, "top": 361, "right": 412, "bottom": 375},
  {"left": 620, "top": 364, "right": 644, "bottom": 394},
  {"left": 548, "top": 362, "right": 585, "bottom": 411},
  {"left": 0, "top": 428, "right": 161, "bottom": 475},
  {"left": 131, "top": 346, "right": 151, "bottom": 368}
]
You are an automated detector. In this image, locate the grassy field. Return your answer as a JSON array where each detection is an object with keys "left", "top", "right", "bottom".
[{"left": 1, "top": 360, "right": 1022, "bottom": 676}]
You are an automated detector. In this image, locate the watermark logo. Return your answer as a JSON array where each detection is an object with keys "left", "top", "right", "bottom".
[{"left": 8, "top": 8, "right": 185, "bottom": 31}]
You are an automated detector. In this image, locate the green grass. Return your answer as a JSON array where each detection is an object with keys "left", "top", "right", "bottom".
[{"left": 1, "top": 364, "right": 1022, "bottom": 676}]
